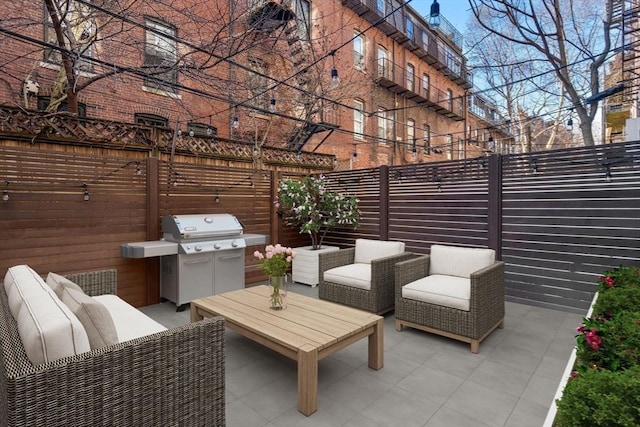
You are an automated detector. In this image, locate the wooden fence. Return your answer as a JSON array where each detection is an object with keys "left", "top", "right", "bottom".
[
  {"left": 1, "top": 128, "right": 638, "bottom": 313},
  {"left": 320, "top": 141, "right": 640, "bottom": 314}
]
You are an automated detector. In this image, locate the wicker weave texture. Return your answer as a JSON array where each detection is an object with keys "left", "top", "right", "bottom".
[
  {"left": 395, "top": 256, "right": 505, "bottom": 340},
  {"left": 0, "top": 269, "right": 226, "bottom": 427},
  {"left": 319, "top": 248, "right": 413, "bottom": 314}
]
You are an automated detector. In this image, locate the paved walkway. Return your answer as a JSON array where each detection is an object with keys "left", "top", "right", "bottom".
[{"left": 140, "top": 282, "right": 583, "bottom": 427}]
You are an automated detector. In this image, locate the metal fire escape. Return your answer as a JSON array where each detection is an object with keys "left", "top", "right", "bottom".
[
  {"left": 247, "top": 1, "right": 337, "bottom": 151},
  {"left": 612, "top": 0, "right": 640, "bottom": 117}
]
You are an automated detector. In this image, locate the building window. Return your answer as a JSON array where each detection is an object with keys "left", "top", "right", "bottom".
[
  {"left": 422, "top": 74, "right": 430, "bottom": 99},
  {"left": 406, "top": 17, "right": 414, "bottom": 41},
  {"left": 407, "top": 119, "right": 416, "bottom": 154},
  {"left": 423, "top": 124, "right": 430, "bottom": 154},
  {"left": 376, "top": 0, "right": 385, "bottom": 15},
  {"left": 144, "top": 18, "right": 178, "bottom": 92},
  {"left": 354, "top": 99, "right": 364, "bottom": 139},
  {"left": 447, "top": 134, "right": 453, "bottom": 159},
  {"left": 294, "top": 0, "right": 311, "bottom": 41},
  {"left": 353, "top": 34, "right": 365, "bottom": 70},
  {"left": 37, "top": 96, "right": 87, "bottom": 117},
  {"left": 458, "top": 137, "right": 464, "bottom": 159},
  {"left": 134, "top": 113, "right": 168, "bottom": 127},
  {"left": 446, "top": 89, "right": 453, "bottom": 111},
  {"left": 377, "top": 108, "right": 388, "bottom": 143},
  {"left": 406, "top": 63, "right": 415, "bottom": 92},
  {"left": 44, "top": 2, "right": 95, "bottom": 72},
  {"left": 248, "top": 58, "right": 269, "bottom": 110},
  {"left": 422, "top": 30, "right": 429, "bottom": 51},
  {"left": 377, "top": 47, "right": 389, "bottom": 79}
]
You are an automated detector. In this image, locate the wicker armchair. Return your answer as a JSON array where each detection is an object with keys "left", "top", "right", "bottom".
[
  {"left": 319, "top": 239, "right": 413, "bottom": 314},
  {"left": 395, "top": 245, "right": 505, "bottom": 353},
  {"left": 0, "top": 269, "right": 226, "bottom": 427}
]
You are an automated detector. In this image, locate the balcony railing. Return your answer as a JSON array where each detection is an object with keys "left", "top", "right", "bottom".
[
  {"left": 375, "top": 58, "right": 464, "bottom": 121},
  {"left": 342, "top": 0, "right": 472, "bottom": 88}
]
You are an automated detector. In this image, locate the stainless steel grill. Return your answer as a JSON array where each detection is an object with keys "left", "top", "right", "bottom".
[{"left": 121, "top": 214, "right": 268, "bottom": 311}]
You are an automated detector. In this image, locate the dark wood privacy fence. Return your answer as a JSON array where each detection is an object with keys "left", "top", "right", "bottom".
[
  {"left": 320, "top": 141, "right": 640, "bottom": 314},
  {"left": 1, "top": 135, "right": 638, "bottom": 313}
]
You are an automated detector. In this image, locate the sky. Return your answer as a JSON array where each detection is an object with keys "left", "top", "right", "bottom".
[{"left": 410, "top": 0, "right": 472, "bottom": 33}]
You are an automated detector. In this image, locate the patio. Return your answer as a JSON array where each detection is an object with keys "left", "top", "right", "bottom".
[{"left": 140, "top": 281, "right": 583, "bottom": 427}]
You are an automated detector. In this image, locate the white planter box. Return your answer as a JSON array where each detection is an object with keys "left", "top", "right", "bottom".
[{"left": 292, "top": 245, "right": 339, "bottom": 287}]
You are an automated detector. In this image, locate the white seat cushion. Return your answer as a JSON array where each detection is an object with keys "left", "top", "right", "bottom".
[
  {"left": 430, "top": 245, "right": 495, "bottom": 278},
  {"left": 3, "top": 265, "right": 91, "bottom": 365},
  {"left": 94, "top": 295, "right": 167, "bottom": 342},
  {"left": 323, "top": 263, "right": 372, "bottom": 290},
  {"left": 354, "top": 239, "right": 405, "bottom": 264},
  {"left": 402, "top": 274, "right": 471, "bottom": 311}
]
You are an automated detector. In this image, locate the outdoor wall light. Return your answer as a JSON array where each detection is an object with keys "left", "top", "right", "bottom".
[
  {"left": 429, "top": 0, "right": 441, "bottom": 29},
  {"left": 83, "top": 183, "right": 90, "bottom": 201}
]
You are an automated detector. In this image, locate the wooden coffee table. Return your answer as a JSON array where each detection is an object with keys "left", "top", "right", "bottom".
[{"left": 190, "top": 285, "right": 384, "bottom": 416}]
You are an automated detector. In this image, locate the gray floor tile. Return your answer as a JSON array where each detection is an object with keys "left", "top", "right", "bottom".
[
  {"left": 140, "top": 286, "right": 584, "bottom": 426},
  {"left": 444, "top": 380, "right": 519, "bottom": 426}
]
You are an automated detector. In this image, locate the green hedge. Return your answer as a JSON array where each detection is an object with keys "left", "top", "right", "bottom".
[{"left": 555, "top": 266, "right": 640, "bottom": 427}]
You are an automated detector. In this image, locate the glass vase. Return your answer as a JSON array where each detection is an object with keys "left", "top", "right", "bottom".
[{"left": 269, "top": 275, "right": 287, "bottom": 310}]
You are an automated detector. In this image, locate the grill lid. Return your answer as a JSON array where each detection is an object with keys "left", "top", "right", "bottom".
[{"left": 162, "top": 214, "right": 243, "bottom": 241}]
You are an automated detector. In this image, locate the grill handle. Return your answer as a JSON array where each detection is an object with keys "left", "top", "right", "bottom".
[
  {"left": 183, "top": 258, "right": 212, "bottom": 265},
  {"left": 217, "top": 254, "right": 242, "bottom": 261}
]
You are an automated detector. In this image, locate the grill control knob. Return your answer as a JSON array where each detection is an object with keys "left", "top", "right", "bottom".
[
  {"left": 195, "top": 245, "right": 202, "bottom": 252},
  {"left": 232, "top": 240, "right": 239, "bottom": 247},
  {"left": 214, "top": 243, "right": 222, "bottom": 249}
]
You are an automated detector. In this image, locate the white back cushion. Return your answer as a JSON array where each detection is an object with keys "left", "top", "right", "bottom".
[
  {"left": 429, "top": 245, "right": 495, "bottom": 278},
  {"left": 94, "top": 295, "right": 167, "bottom": 342},
  {"left": 354, "top": 239, "right": 405, "bottom": 264},
  {"left": 3, "top": 265, "right": 91, "bottom": 365}
]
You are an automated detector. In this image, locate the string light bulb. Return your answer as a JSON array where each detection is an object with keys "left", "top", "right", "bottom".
[
  {"left": 231, "top": 116, "right": 239, "bottom": 129},
  {"left": 331, "top": 67, "right": 340, "bottom": 89},
  {"left": 135, "top": 162, "right": 142, "bottom": 176},
  {"left": 83, "top": 183, "right": 90, "bottom": 201},
  {"left": 429, "top": 0, "right": 441, "bottom": 28},
  {"left": 269, "top": 97, "right": 277, "bottom": 113}
]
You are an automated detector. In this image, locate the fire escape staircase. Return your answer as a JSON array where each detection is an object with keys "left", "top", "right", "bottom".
[{"left": 247, "top": 1, "right": 337, "bottom": 152}]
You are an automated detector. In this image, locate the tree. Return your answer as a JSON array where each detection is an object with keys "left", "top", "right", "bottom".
[{"left": 468, "top": 0, "right": 617, "bottom": 146}]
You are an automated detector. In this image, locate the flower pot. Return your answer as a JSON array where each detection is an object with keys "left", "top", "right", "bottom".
[
  {"left": 292, "top": 245, "right": 339, "bottom": 287},
  {"left": 269, "top": 275, "right": 287, "bottom": 310}
]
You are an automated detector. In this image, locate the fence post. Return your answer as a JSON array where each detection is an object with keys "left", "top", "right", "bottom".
[
  {"left": 146, "top": 157, "right": 160, "bottom": 304},
  {"left": 488, "top": 154, "right": 502, "bottom": 260},
  {"left": 380, "top": 165, "right": 389, "bottom": 240}
]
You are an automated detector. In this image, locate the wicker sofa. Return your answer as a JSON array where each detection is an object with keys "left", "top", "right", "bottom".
[
  {"left": 0, "top": 267, "right": 226, "bottom": 427},
  {"left": 395, "top": 245, "right": 505, "bottom": 353}
]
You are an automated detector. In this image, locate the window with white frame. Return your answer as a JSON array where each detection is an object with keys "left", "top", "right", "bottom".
[
  {"left": 422, "top": 74, "right": 430, "bottom": 99},
  {"left": 44, "top": 1, "right": 95, "bottom": 72},
  {"left": 407, "top": 63, "right": 415, "bottom": 92},
  {"left": 406, "top": 17, "right": 414, "bottom": 41},
  {"left": 376, "top": 0, "right": 385, "bottom": 15},
  {"left": 353, "top": 33, "right": 365, "bottom": 70},
  {"left": 144, "top": 18, "right": 178, "bottom": 92},
  {"left": 294, "top": 0, "right": 310, "bottom": 41},
  {"left": 377, "top": 47, "right": 389, "bottom": 79},
  {"left": 407, "top": 119, "right": 416, "bottom": 153},
  {"left": 354, "top": 99, "right": 364, "bottom": 139},
  {"left": 423, "top": 124, "right": 431, "bottom": 154},
  {"left": 377, "top": 108, "right": 388, "bottom": 143}
]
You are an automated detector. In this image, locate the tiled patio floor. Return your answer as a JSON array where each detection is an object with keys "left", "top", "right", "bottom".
[{"left": 139, "top": 282, "right": 584, "bottom": 427}]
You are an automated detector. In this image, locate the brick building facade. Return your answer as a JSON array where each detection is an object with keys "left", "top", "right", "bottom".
[{"left": 0, "top": 0, "right": 506, "bottom": 169}]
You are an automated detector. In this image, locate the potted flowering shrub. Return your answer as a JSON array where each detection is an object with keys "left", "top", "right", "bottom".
[
  {"left": 276, "top": 175, "right": 360, "bottom": 286},
  {"left": 254, "top": 244, "right": 296, "bottom": 310},
  {"left": 277, "top": 175, "right": 360, "bottom": 250}
]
